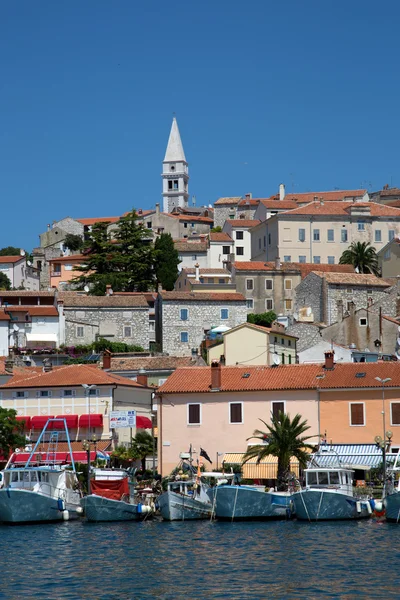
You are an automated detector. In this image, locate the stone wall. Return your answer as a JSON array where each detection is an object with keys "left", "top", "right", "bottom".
[
  {"left": 64, "top": 307, "right": 149, "bottom": 349},
  {"left": 214, "top": 205, "right": 237, "bottom": 228},
  {"left": 327, "top": 285, "right": 391, "bottom": 325},
  {"left": 286, "top": 322, "right": 322, "bottom": 352},
  {"left": 32, "top": 246, "right": 64, "bottom": 290},
  {"left": 294, "top": 272, "right": 324, "bottom": 322},
  {"left": 160, "top": 300, "right": 248, "bottom": 356}
]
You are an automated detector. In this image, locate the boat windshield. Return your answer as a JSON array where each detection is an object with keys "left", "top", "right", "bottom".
[{"left": 307, "top": 471, "right": 344, "bottom": 487}]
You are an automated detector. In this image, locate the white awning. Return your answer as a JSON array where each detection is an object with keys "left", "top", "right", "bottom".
[{"left": 26, "top": 333, "right": 58, "bottom": 342}]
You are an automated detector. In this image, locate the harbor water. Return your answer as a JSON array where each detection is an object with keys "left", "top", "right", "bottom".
[{"left": 1, "top": 519, "right": 400, "bottom": 599}]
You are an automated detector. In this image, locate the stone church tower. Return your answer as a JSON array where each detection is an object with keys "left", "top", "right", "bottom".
[{"left": 162, "top": 117, "right": 189, "bottom": 213}]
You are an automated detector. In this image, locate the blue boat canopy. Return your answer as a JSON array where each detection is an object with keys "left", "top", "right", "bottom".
[{"left": 309, "top": 444, "right": 398, "bottom": 469}]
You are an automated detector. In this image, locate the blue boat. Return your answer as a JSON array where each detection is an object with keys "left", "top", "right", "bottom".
[{"left": 207, "top": 484, "right": 293, "bottom": 520}]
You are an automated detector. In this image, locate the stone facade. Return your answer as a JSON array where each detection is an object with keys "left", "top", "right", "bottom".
[
  {"left": 213, "top": 199, "right": 241, "bottom": 228},
  {"left": 286, "top": 322, "right": 322, "bottom": 352},
  {"left": 156, "top": 292, "right": 248, "bottom": 356}
]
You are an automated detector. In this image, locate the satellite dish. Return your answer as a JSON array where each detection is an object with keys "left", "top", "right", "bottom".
[
  {"left": 273, "top": 354, "right": 281, "bottom": 366},
  {"left": 84, "top": 285, "right": 90, "bottom": 293},
  {"left": 13, "top": 324, "right": 19, "bottom": 332},
  {"left": 27, "top": 260, "right": 32, "bottom": 266},
  {"left": 20, "top": 249, "right": 26, "bottom": 256}
]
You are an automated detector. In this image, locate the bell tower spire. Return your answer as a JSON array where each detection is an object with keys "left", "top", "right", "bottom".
[{"left": 162, "top": 117, "right": 189, "bottom": 212}]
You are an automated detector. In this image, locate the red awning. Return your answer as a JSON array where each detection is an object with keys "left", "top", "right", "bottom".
[
  {"left": 136, "top": 416, "right": 153, "bottom": 429},
  {"left": 31, "top": 416, "right": 55, "bottom": 430},
  {"left": 11, "top": 450, "right": 100, "bottom": 465},
  {"left": 55, "top": 415, "right": 79, "bottom": 428},
  {"left": 15, "top": 416, "right": 31, "bottom": 429},
  {"left": 79, "top": 414, "right": 103, "bottom": 428}
]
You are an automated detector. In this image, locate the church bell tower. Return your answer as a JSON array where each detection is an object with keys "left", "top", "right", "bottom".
[{"left": 162, "top": 117, "right": 189, "bottom": 213}]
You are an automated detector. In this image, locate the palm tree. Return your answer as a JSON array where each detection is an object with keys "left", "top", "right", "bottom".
[
  {"left": 242, "top": 413, "right": 315, "bottom": 491},
  {"left": 130, "top": 430, "right": 155, "bottom": 472},
  {"left": 339, "top": 241, "right": 379, "bottom": 275}
]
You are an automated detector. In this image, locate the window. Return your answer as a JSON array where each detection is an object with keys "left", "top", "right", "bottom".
[
  {"left": 288, "top": 354, "right": 292, "bottom": 364},
  {"left": 313, "top": 256, "right": 321, "bottom": 264},
  {"left": 246, "top": 279, "right": 253, "bottom": 290},
  {"left": 236, "top": 247, "right": 244, "bottom": 256},
  {"left": 268, "top": 233, "right": 271, "bottom": 245},
  {"left": 188, "top": 403, "right": 201, "bottom": 425},
  {"left": 283, "top": 256, "right": 291, "bottom": 262},
  {"left": 265, "top": 279, "right": 273, "bottom": 290},
  {"left": 299, "top": 255, "right": 306, "bottom": 263},
  {"left": 229, "top": 214, "right": 235, "bottom": 219},
  {"left": 124, "top": 326, "right": 132, "bottom": 337},
  {"left": 147, "top": 222, "right": 152, "bottom": 229},
  {"left": 263, "top": 236, "right": 266, "bottom": 247},
  {"left": 236, "top": 231, "right": 244, "bottom": 240},
  {"left": 222, "top": 246, "right": 230, "bottom": 255},
  {"left": 76, "top": 326, "right": 84, "bottom": 338},
  {"left": 359, "top": 318, "right": 368, "bottom": 326},
  {"left": 168, "top": 181, "right": 173, "bottom": 190},
  {"left": 207, "top": 278, "right": 214, "bottom": 284},
  {"left": 265, "top": 299, "right": 274, "bottom": 310},
  {"left": 298, "top": 228, "right": 305, "bottom": 242},
  {"left": 341, "top": 229, "right": 348, "bottom": 243},
  {"left": 221, "top": 308, "right": 229, "bottom": 320},
  {"left": 229, "top": 402, "right": 243, "bottom": 424},
  {"left": 375, "top": 230, "right": 382, "bottom": 242},
  {"left": 283, "top": 228, "right": 291, "bottom": 241},
  {"left": 38, "top": 390, "right": 51, "bottom": 398},
  {"left": 327, "top": 229, "right": 334, "bottom": 242},
  {"left": 389, "top": 230, "right": 395, "bottom": 242},
  {"left": 258, "top": 238, "right": 261, "bottom": 250},
  {"left": 281, "top": 353, "right": 285, "bottom": 364},
  {"left": 357, "top": 220, "right": 365, "bottom": 231},
  {"left": 52, "top": 263, "right": 61, "bottom": 275},
  {"left": 14, "top": 391, "right": 28, "bottom": 399},
  {"left": 173, "top": 180, "right": 179, "bottom": 189},
  {"left": 391, "top": 403, "right": 400, "bottom": 425},
  {"left": 313, "top": 229, "right": 320, "bottom": 241},
  {"left": 285, "top": 299, "right": 292, "bottom": 310},
  {"left": 246, "top": 298, "right": 254, "bottom": 309},
  {"left": 192, "top": 255, "right": 197, "bottom": 260},
  {"left": 288, "top": 340, "right": 292, "bottom": 347},
  {"left": 180, "top": 308, "right": 188, "bottom": 321},
  {"left": 88, "top": 388, "right": 98, "bottom": 397},
  {"left": 350, "top": 403, "right": 365, "bottom": 426},
  {"left": 63, "top": 390, "right": 76, "bottom": 397},
  {"left": 328, "top": 256, "right": 335, "bottom": 264},
  {"left": 218, "top": 278, "right": 225, "bottom": 284},
  {"left": 272, "top": 401, "right": 285, "bottom": 419},
  {"left": 158, "top": 378, "right": 167, "bottom": 386},
  {"left": 184, "top": 222, "right": 188, "bottom": 228},
  {"left": 180, "top": 332, "right": 188, "bottom": 343},
  {"left": 149, "top": 321, "right": 155, "bottom": 332},
  {"left": 284, "top": 279, "right": 292, "bottom": 290},
  {"left": 384, "top": 249, "right": 391, "bottom": 260}
]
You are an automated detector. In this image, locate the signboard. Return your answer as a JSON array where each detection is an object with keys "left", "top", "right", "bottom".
[{"left": 109, "top": 410, "right": 136, "bottom": 429}]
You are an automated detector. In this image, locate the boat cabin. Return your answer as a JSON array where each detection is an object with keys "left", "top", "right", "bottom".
[
  {"left": 305, "top": 468, "right": 354, "bottom": 494},
  {"left": 3, "top": 467, "right": 77, "bottom": 497}
]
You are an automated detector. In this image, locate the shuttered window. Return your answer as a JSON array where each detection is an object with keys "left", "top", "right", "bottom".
[
  {"left": 350, "top": 404, "right": 364, "bottom": 426},
  {"left": 188, "top": 404, "right": 200, "bottom": 425},
  {"left": 272, "top": 402, "right": 285, "bottom": 419},
  {"left": 391, "top": 403, "right": 400, "bottom": 425},
  {"left": 230, "top": 403, "right": 243, "bottom": 424}
]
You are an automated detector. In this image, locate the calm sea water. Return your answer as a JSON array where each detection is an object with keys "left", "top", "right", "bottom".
[{"left": 0, "top": 519, "right": 399, "bottom": 599}]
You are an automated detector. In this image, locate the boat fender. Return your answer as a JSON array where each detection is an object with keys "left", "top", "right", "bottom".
[
  {"left": 62, "top": 510, "right": 70, "bottom": 521},
  {"left": 57, "top": 498, "right": 65, "bottom": 511},
  {"left": 369, "top": 498, "right": 375, "bottom": 511},
  {"left": 137, "top": 503, "right": 143, "bottom": 514},
  {"left": 366, "top": 501, "right": 372, "bottom": 514},
  {"left": 374, "top": 500, "right": 383, "bottom": 512},
  {"left": 76, "top": 506, "right": 84, "bottom": 515},
  {"left": 141, "top": 505, "right": 152, "bottom": 514},
  {"left": 356, "top": 501, "right": 362, "bottom": 513}
]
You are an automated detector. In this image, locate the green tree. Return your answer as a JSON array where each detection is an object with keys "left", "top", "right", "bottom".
[
  {"left": 154, "top": 233, "right": 180, "bottom": 290},
  {"left": 130, "top": 430, "right": 154, "bottom": 471},
  {"left": 247, "top": 311, "right": 277, "bottom": 328},
  {"left": 64, "top": 233, "right": 84, "bottom": 252},
  {"left": 0, "top": 246, "right": 21, "bottom": 256},
  {"left": 211, "top": 226, "right": 223, "bottom": 233},
  {"left": 243, "top": 413, "right": 315, "bottom": 490},
  {"left": 339, "top": 241, "right": 379, "bottom": 275},
  {"left": 0, "top": 408, "right": 26, "bottom": 458},
  {"left": 0, "top": 273, "right": 11, "bottom": 290}
]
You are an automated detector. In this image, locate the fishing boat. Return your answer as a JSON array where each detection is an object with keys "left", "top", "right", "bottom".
[
  {"left": 383, "top": 453, "right": 400, "bottom": 522},
  {"left": 208, "top": 484, "right": 293, "bottom": 520},
  {"left": 0, "top": 418, "right": 81, "bottom": 524},
  {"left": 80, "top": 468, "right": 153, "bottom": 522},
  {"left": 292, "top": 449, "right": 373, "bottom": 521}
]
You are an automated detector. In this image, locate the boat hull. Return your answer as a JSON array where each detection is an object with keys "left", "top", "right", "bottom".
[
  {"left": 158, "top": 490, "right": 212, "bottom": 520},
  {"left": 384, "top": 491, "right": 400, "bottom": 522},
  {"left": 208, "top": 486, "right": 293, "bottom": 520},
  {"left": 292, "top": 489, "right": 371, "bottom": 521},
  {"left": 81, "top": 495, "right": 145, "bottom": 522},
  {"left": 0, "top": 489, "right": 80, "bottom": 524}
]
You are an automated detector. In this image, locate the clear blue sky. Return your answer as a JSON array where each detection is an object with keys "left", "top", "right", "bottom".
[{"left": 1, "top": 0, "right": 399, "bottom": 250}]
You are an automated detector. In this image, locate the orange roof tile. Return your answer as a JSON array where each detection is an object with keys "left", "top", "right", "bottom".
[
  {"left": 183, "top": 268, "right": 230, "bottom": 275},
  {"left": 174, "top": 240, "right": 208, "bottom": 252},
  {"left": 311, "top": 272, "right": 390, "bottom": 287},
  {"left": 279, "top": 201, "right": 400, "bottom": 217},
  {"left": 0, "top": 311, "right": 10, "bottom": 321},
  {"left": 0, "top": 291, "right": 55, "bottom": 297},
  {"left": 270, "top": 189, "right": 367, "bottom": 203},
  {"left": 209, "top": 232, "right": 233, "bottom": 242},
  {"left": 233, "top": 262, "right": 354, "bottom": 278},
  {"left": 260, "top": 199, "right": 299, "bottom": 210},
  {"left": 5, "top": 306, "right": 58, "bottom": 316},
  {"left": 170, "top": 214, "right": 213, "bottom": 223},
  {"left": 48, "top": 254, "right": 87, "bottom": 263},
  {"left": 214, "top": 197, "right": 242, "bottom": 206},
  {"left": 237, "top": 199, "right": 260, "bottom": 207},
  {"left": 161, "top": 291, "right": 245, "bottom": 302},
  {"left": 227, "top": 220, "right": 261, "bottom": 227},
  {"left": 76, "top": 217, "right": 120, "bottom": 225},
  {"left": 58, "top": 292, "right": 148, "bottom": 308},
  {"left": 0, "top": 256, "right": 24, "bottom": 264},
  {"left": 158, "top": 362, "right": 400, "bottom": 394}
]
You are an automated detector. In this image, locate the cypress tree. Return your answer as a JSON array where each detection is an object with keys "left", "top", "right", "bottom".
[{"left": 154, "top": 233, "right": 181, "bottom": 290}]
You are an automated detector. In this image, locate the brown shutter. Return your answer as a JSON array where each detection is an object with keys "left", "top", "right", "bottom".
[
  {"left": 230, "top": 403, "right": 242, "bottom": 423},
  {"left": 350, "top": 404, "right": 364, "bottom": 425},
  {"left": 272, "top": 402, "right": 285, "bottom": 419},
  {"left": 392, "top": 403, "right": 400, "bottom": 425},
  {"left": 188, "top": 404, "right": 200, "bottom": 424}
]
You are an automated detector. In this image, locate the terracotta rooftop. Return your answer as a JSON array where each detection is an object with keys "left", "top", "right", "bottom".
[
  {"left": 110, "top": 355, "right": 204, "bottom": 371},
  {"left": 76, "top": 217, "right": 120, "bottom": 225},
  {"left": 158, "top": 362, "right": 400, "bottom": 394},
  {"left": 237, "top": 199, "right": 260, "bottom": 207},
  {"left": 260, "top": 199, "right": 299, "bottom": 210},
  {"left": 0, "top": 291, "right": 55, "bottom": 297},
  {"left": 385, "top": 201, "right": 400, "bottom": 209},
  {"left": 375, "top": 187, "right": 400, "bottom": 198},
  {"left": 214, "top": 197, "right": 242, "bottom": 206},
  {"left": 5, "top": 306, "right": 58, "bottom": 316},
  {"left": 0, "top": 311, "right": 10, "bottom": 321},
  {"left": 174, "top": 240, "right": 208, "bottom": 252},
  {"left": 279, "top": 201, "right": 400, "bottom": 217},
  {"left": 233, "top": 262, "right": 354, "bottom": 278},
  {"left": 227, "top": 220, "right": 261, "bottom": 228},
  {"left": 58, "top": 292, "right": 148, "bottom": 308},
  {"left": 161, "top": 291, "right": 245, "bottom": 302},
  {"left": 0, "top": 256, "right": 24, "bottom": 264},
  {"left": 48, "top": 254, "right": 86, "bottom": 263},
  {"left": 209, "top": 232, "right": 233, "bottom": 242},
  {"left": 183, "top": 268, "right": 230, "bottom": 275},
  {"left": 169, "top": 214, "right": 213, "bottom": 224},
  {"left": 270, "top": 189, "right": 367, "bottom": 203},
  {"left": 0, "top": 364, "right": 149, "bottom": 390},
  {"left": 311, "top": 272, "right": 391, "bottom": 287}
]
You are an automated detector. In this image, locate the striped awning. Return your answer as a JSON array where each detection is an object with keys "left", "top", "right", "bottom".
[
  {"left": 223, "top": 453, "right": 300, "bottom": 480},
  {"left": 310, "top": 444, "right": 397, "bottom": 470}
]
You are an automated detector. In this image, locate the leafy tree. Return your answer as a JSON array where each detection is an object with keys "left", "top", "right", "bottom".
[
  {"left": 0, "top": 408, "right": 26, "bottom": 458},
  {"left": 0, "top": 246, "right": 21, "bottom": 256},
  {"left": 64, "top": 234, "right": 84, "bottom": 252},
  {"left": 72, "top": 209, "right": 156, "bottom": 295},
  {"left": 0, "top": 273, "right": 11, "bottom": 290},
  {"left": 339, "top": 241, "right": 379, "bottom": 275},
  {"left": 243, "top": 413, "right": 315, "bottom": 491},
  {"left": 154, "top": 233, "right": 180, "bottom": 290},
  {"left": 130, "top": 430, "right": 155, "bottom": 471},
  {"left": 247, "top": 311, "right": 277, "bottom": 328},
  {"left": 211, "top": 226, "right": 223, "bottom": 233}
]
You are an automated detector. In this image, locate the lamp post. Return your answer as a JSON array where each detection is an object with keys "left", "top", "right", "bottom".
[
  {"left": 82, "top": 384, "right": 97, "bottom": 494},
  {"left": 150, "top": 413, "right": 156, "bottom": 479},
  {"left": 315, "top": 374, "right": 326, "bottom": 447},
  {"left": 375, "top": 376, "right": 392, "bottom": 483},
  {"left": 82, "top": 439, "right": 91, "bottom": 494}
]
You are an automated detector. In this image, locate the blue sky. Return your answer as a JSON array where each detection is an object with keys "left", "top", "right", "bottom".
[{"left": 1, "top": 0, "right": 399, "bottom": 249}]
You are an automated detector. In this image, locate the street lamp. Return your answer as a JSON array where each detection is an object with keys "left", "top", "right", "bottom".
[
  {"left": 315, "top": 374, "right": 326, "bottom": 446},
  {"left": 150, "top": 413, "right": 156, "bottom": 479},
  {"left": 375, "top": 376, "right": 392, "bottom": 483},
  {"left": 82, "top": 384, "right": 97, "bottom": 494},
  {"left": 82, "top": 439, "right": 91, "bottom": 494}
]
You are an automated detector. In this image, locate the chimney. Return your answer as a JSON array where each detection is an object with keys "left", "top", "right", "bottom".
[
  {"left": 279, "top": 184, "right": 285, "bottom": 201},
  {"left": 47, "top": 224, "right": 51, "bottom": 231},
  {"left": 320, "top": 198, "right": 324, "bottom": 206},
  {"left": 156, "top": 203, "right": 160, "bottom": 216},
  {"left": 102, "top": 350, "right": 111, "bottom": 370},
  {"left": 138, "top": 208, "right": 143, "bottom": 215},
  {"left": 42, "top": 358, "right": 53, "bottom": 372},
  {"left": 105, "top": 285, "right": 113, "bottom": 296},
  {"left": 275, "top": 256, "right": 281, "bottom": 270},
  {"left": 244, "top": 193, "right": 252, "bottom": 200},
  {"left": 4, "top": 357, "right": 13, "bottom": 374},
  {"left": 137, "top": 368, "right": 148, "bottom": 387},
  {"left": 211, "top": 360, "right": 222, "bottom": 391},
  {"left": 194, "top": 262, "right": 200, "bottom": 282},
  {"left": 324, "top": 351, "right": 335, "bottom": 370},
  {"left": 219, "top": 354, "right": 226, "bottom": 366}
]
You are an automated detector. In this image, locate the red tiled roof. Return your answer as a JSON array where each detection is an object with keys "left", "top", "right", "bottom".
[
  {"left": 183, "top": 268, "right": 230, "bottom": 275},
  {"left": 110, "top": 356, "right": 203, "bottom": 371},
  {"left": 158, "top": 362, "right": 400, "bottom": 394},
  {"left": 311, "top": 272, "right": 390, "bottom": 287},
  {"left": 279, "top": 201, "right": 400, "bottom": 217},
  {"left": 5, "top": 306, "right": 58, "bottom": 316},
  {"left": 233, "top": 262, "right": 354, "bottom": 278},
  {"left": 260, "top": 200, "right": 299, "bottom": 210},
  {"left": 161, "top": 291, "right": 245, "bottom": 302},
  {"left": 59, "top": 292, "right": 148, "bottom": 308},
  {"left": 377, "top": 188, "right": 400, "bottom": 197},
  {"left": 0, "top": 311, "right": 10, "bottom": 321},
  {"left": 214, "top": 197, "right": 242, "bottom": 206},
  {"left": 48, "top": 254, "right": 86, "bottom": 263},
  {"left": 174, "top": 240, "right": 208, "bottom": 252},
  {"left": 0, "top": 256, "right": 23, "bottom": 264},
  {"left": 237, "top": 199, "right": 260, "bottom": 207},
  {"left": 76, "top": 217, "right": 120, "bottom": 225},
  {"left": 0, "top": 364, "right": 150, "bottom": 390},
  {"left": 169, "top": 215, "right": 213, "bottom": 223},
  {"left": 385, "top": 201, "right": 400, "bottom": 208},
  {"left": 226, "top": 220, "right": 261, "bottom": 227},
  {"left": 209, "top": 232, "right": 233, "bottom": 242},
  {"left": 270, "top": 189, "right": 367, "bottom": 203},
  {"left": 0, "top": 291, "right": 55, "bottom": 297}
]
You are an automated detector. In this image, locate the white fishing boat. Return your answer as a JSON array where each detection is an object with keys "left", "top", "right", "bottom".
[
  {"left": 383, "top": 453, "right": 400, "bottom": 522},
  {"left": 208, "top": 484, "right": 293, "bottom": 520},
  {"left": 292, "top": 449, "right": 372, "bottom": 521},
  {"left": 0, "top": 418, "right": 81, "bottom": 524},
  {"left": 81, "top": 468, "right": 153, "bottom": 522}
]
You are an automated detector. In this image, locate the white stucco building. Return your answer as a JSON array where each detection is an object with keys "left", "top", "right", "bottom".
[
  {"left": 223, "top": 220, "right": 260, "bottom": 262},
  {"left": 0, "top": 256, "right": 39, "bottom": 291},
  {"left": 162, "top": 118, "right": 189, "bottom": 213}
]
